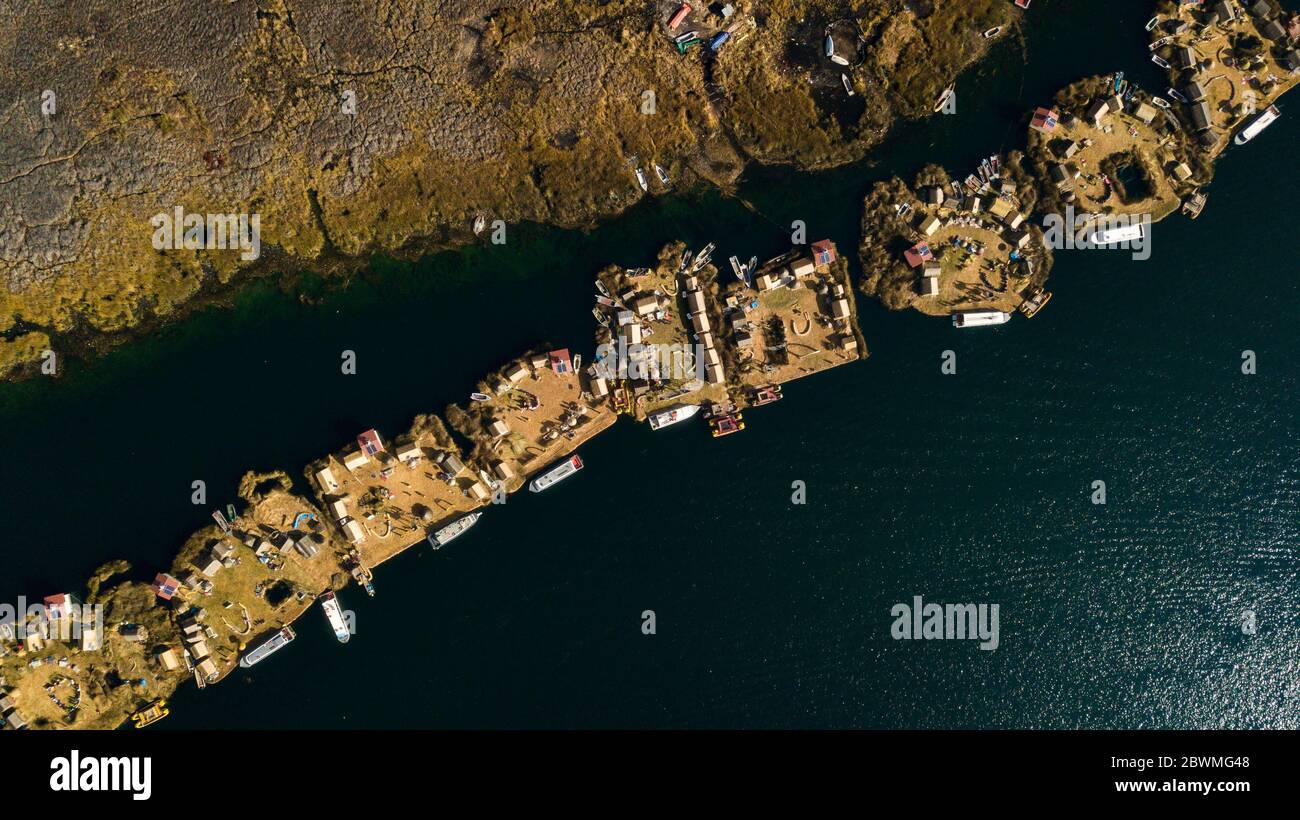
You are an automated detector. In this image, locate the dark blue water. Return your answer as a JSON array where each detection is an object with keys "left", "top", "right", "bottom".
[{"left": 1, "top": 1, "right": 1296, "bottom": 728}]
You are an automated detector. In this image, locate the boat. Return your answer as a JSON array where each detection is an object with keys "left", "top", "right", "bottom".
[
  {"left": 591, "top": 307, "right": 609, "bottom": 326},
  {"left": 1112, "top": 71, "right": 1124, "bottom": 93},
  {"left": 528, "top": 454, "right": 584, "bottom": 492},
  {"left": 668, "top": 3, "right": 691, "bottom": 31},
  {"left": 680, "top": 249, "right": 692, "bottom": 269},
  {"left": 470, "top": 392, "right": 491, "bottom": 402},
  {"left": 710, "top": 413, "right": 745, "bottom": 438},
  {"left": 211, "top": 510, "right": 230, "bottom": 534},
  {"left": 427, "top": 511, "right": 482, "bottom": 549},
  {"left": 990, "top": 155, "right": 999, "bottom": 177},
  {"left": 932, "top": 83, "right": 955, "bottom": 113},
  {"left": 673, "top": 30, "right": 698, "bottom": 45},
  {"left": 746, "top": 256, "right": 757, "bottom": 278},
  {"left": 841, "top": 74, "right": 854, "bottom": 96},
  {"left": 1146, "top": 16, "right": 1159, "bottom": 32},
  {"left": 655, "top": 164, "right": 670, "bottom": 185},
  {"left": 596, "top": 279, "right": 611, "bottom": 298},
  {"left": 238, "top": 626, "right": 296, "bottom": 668},
  {"left": 983, "top": 27, "right": 1002, "bottom": 38},
  {"left": 752, "top": 384, "right": 783, "bottom": 406},
  {"left": 131, "top": 700, "right": 169, "bottom": 729},
  {"left": 729, "top": 255, "right": 744, "bottom": 281},
  {"left": 964, "top": 174, "right": 981, "bottom": 192},
  {"left": 1166, "top": 87, "right": 1188, "bottom": 104},
  {"left": 1152, "top": 96, "right": 1170, "bottom": 109},
  {"left": 952, "top": 310, "right": 1011, "bottom": 328},
  {"left": 648, "top": 404, "right": 700, "bottom": 430},
  {"left": 1234, "top": 104, "right": 1280, "bottom": 145},
  {"left": 320, "top": 591, "right": 350, "bottom": 643},
  {"left": 980, "top": 158, "right": 992, "bottom": 181},
  {"left": 634, "top": 168, "right": 648, "bottom": 191},
  {"left": 1018, "top": 289, "right": 1052, "bottom": 318},
  {"left": 1149, "top": 37, "right": 1169, "bottom": 51},
  {"left": 1151, "top": 54, "right": 1170, "bottom": 69},
  {"left": 473, "top": 215, "right": 486, "bottom": 235},
  {"left": 1014, "top": 0, "right": 1031, "bottom": 8}
]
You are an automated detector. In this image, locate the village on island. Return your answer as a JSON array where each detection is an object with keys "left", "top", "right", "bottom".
[{"left": 2, "top": 0, "right": 1297, "bottom": 731}]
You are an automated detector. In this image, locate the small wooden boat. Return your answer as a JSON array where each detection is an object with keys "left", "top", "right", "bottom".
[
  {"left": 470, "top": 393, "right": 491, "bottom": 402},
  {"left": 131, "top": 700, "right": 170, "bottom": 729},
  {"left": 983, "top": 27, "right": 1002, "bottom": 38}
]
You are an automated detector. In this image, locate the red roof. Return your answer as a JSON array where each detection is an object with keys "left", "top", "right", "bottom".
[
  {"left": 151, "top": 573, "right": 180, "bottom": 601},
  {"left": 357, "top": 428, "right": 385, "bottom": 456},
  {"left": 811, "top": 239, "right": 837, "bottom": 266},
  {"left": 548, "top": 349, "right": 572, "bottom": 375},
  {"left": 1030, "top": 107, "right": 1059, "bottom": 132},
  {"left": 903, "top": 243, "right": 933, "bottom": 268}
]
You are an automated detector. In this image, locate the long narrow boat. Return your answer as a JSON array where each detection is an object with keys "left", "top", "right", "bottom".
[
  {"left": 1233, "top": 104, "right": 1280, "bottom": 145},
  {"left": 427, "top": 511, "right": 482, "bottom": 549},
  {"left": 952, "top": 310, "right": 1011, "bottom": 328},
  {"left": 239, "top": 626, "right": 296, "bottom": 668},
  {"left": 320, "top": 591, "right": 350, "bottom": 643},
  {"left": 648, "top": 404, "right": 700, "bottom": 430},
  {"left": 528, "top": 454, "right": 584, "bottom": 492}
]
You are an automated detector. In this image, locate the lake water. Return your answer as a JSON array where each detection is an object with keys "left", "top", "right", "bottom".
[{"left": 1, "top": 1, "right": 1296, "bottom": 728}]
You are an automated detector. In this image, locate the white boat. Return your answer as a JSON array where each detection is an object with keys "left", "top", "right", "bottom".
[
  {"left": 473, "top": 215, "right": 486, "bottom": 235},
  {"left": 320, "top": 591, "right": 350, "bottom": 643},
  {"left": 427, "top": 511, "right": 482, "bottom": 549},
  {"left": 841, "top": 74, "right": 854, "bottom": 96},
  {"left": 635, "top": 168, "right": 648, "bottom": 191},
  {"left": 933, "top": 83, "right": 955, "bottom": 113},
  {"left": 528, "top": 454, "right": 584, "bottom": 492},
  {"left": 238, "top": 626, "right": 296, "bottom": 668},
  {"left": 648, "top": 404, "right": 700, "bottom": 430},
  {"left": 952, "top": 310, "right": 1011, "bottom": 328},
  {"left": 1234, "top": 104, "right": 1280, "bottom": 145},
  {"left": 983, "top": 27, "right": 1002, "bottom": 38},
  {"left": 1146, "top": 16, "right": 1159, "bottom": 32},
  {"left": 1152, "top": 96, "right": 1170, "bottom": 109},
  {"left": 729, "top": 255, "right": 744, "bottom": 281},
  {"left": 655, "top": 164, "right": 670, "bottom": 184},
  {"left": 1166, "top": 87, "right": 1188, "bottom": 103},
  {"left": 1151, "top": 54, "right": 1170, "bottom": 69}
]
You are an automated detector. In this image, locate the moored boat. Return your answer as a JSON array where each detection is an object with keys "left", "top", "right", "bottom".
[
  {"left": 470, "top": 392, "right": 491, "bottom": 402},
  {"left": 131, "top": 700, "right": 170, "bottom": 728},
  {"left": 952, "top": 310, "right": 1011, "bottom": 328},
  {"left": 1152, "top": 96, "right": 1171, "bottom": 109},
  {"left": 1151, "top": 54, "right": 1170, "bottom": 69},
  {"left": 1145, "top": 16, "right": 1159, "bottom": 32},
  {"left": 635, "top": 168, "right": 648, "bottom": 191},
  {"left": 529, "top": 454, "right": 584, "bottom": 492},
  {"left": 320, "top": 591, "right": 350, "bottom": 643},
  {"left": 655, "top": 164, "right": 670, "bottom": 184},
  {"left": 932, "top": 82, "right": 955, "bottom": 113},
  {"left": 710, "top": 413, "right": 745, "bottom": 438},
  {"left": 1234, "top": 104, "right": 1280, "bottom": 145},
  {"left": 648, "top": 404, "right": 700, "bottom": 430},
  {"left": 239, "top": 626, "right": 296, "bottom": 668},
  {"left": 752, "top": 384, "right": 783, "bottom": 406},
  {"left": 427, "top": 511, "right": 482, "bottom": 549},
  {"left": 983, "top": 26, "right": 1001, "bottom": 38}
]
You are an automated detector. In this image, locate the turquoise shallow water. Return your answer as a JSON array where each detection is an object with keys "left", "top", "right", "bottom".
[{"left": 1, "top": 1, "right": 1296, "bottom": 728}]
